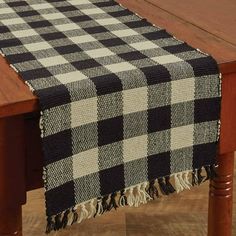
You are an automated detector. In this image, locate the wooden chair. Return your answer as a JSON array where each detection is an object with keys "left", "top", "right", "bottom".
[{"left": 0, "top": 1, "right": 235, "bottom": 235}]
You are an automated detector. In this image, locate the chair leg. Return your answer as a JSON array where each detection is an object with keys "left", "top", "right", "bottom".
[
  {"left": 0, "top": 207, "right": 22, "bottom": 236},
  {"left": 0, "top": 116, "right": 26, "bottom": 236},
  {"left": 208, "top": 152, "right": 234, "bottom": 236}
]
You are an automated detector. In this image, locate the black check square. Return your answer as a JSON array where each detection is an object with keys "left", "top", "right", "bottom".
[
  {"left": 98, "top": 116, "right": 123, "bottom": 146},
  {"left": 69, "top": 15, "right": 92, "bottom": 23},
  {"left": 147, "top": 152, "right": 171, "bottom": 180},
  {"left": 143, "top": 30, "right": 171, "bottom": 40},
  {"left": 45, "top": 181, "right": 75, "bottom": 216},
  {"left": 7, "top": 1, "right": 28, "bottom": 7},
  {"left": 41, "top": 32, "right": 66, "bottom": 41},
  {"left": 118, "top": 51, "right": 147, "bottom": 61},
  {"left": 99, "top": 165, "right": 125, "bottom": 195},
  {"left": 194, "top": 98, "right": 220, "bottom": 123},
  {"left": 84, "top": 26, "right": 108, "bottom": 34},
  {"left": 56, "top": 6, "right": 78, "bottom": 12},
  {"left": 72, "top": 59, "right": 101, "bottom": 70},
  {"left": 17, "top": 10, "right": 40, "bottom": 17},
  {"left": 99, "top": 38, "right": 126, "bottom": 47},
  {"left": 193, "top": 143, "right": 217, "bottom": 169},
  {"left": 148, "top": 106, "right": 171, "bottom": 132},
  {"left": 141, "top": 65, "right": 171, "bottom": 85},
  {"left": 54, "top": 44, "right": 82, "bottom": 54},
  {"left": 90, "top": 74, "right": 123, "bottom": 95},
  {"left": 28, "top": 20, "right": 52, "bottom": 28}
]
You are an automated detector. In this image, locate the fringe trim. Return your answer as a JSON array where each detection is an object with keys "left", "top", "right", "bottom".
[{"left": 46, "top": 164, "right": 217, "bottom": 233}]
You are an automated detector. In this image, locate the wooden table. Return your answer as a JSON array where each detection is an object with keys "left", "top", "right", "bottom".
[{"left": 0, "top": 0, "right": 235, "bottom": 235}]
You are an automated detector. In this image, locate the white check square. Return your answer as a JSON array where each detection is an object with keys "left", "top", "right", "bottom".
[
  {"left": 171, "top": 77, "right": 195, "bottom": 104},
  {"left": 69, "top": 0, "right": 90, "bottom": 5},
  {"left": 2, "top": 18, "right": 25, "bottom": 26},
  {"left": 81, "top": 8, "right": 104, "bottom": 15},
  {"left": 70, "top": 35, "right": 97, "bottom": 44},
  {"left": 124, "top": 135, "right": 148, "bottom": 162},
  {"left": 42, "top": 12, "right": 65, "bottom": 20},
  {"left": 55, "top": 71, "right": 87, "bottom": 84},
  {"left": 131, "top": 41, "right": 159, "bottom": 50},
  {"left": 85, "top": 48, "right": 114, "bottom": 58},
  {"left": 55, "top": 71, "right": 88, "bottom": 84},
  {"left": 39, "top": 55, "right": 68, "bottom": 67},
  {"left": 112, "top": 29, "right": 139, "bottom": 37},
  {"left": 171, "top": 125, "right": 194, "bottom": 150},
  {"left": 123, "top": 87, "right": 148, "bottom": 114},
  {"left": 12, "top": 29, "right": 38, "bottom": 38},
  {"left": 55, "top": 23, "right": 80, "bottom": 32},
  {"left": 73, "top": 148, "right": 99, "bottom": 179},
  {"left": 96, "top": 18, "right": 120, "bottom": 26},
  {"left": 31, "top": 3, "right": 52, "bottom": 10},
  {"left": 71, "top": 97, "right": 98, "bottom": 127},
  {"left": 152, "top": 55, "right": 183, "bottom": 65},
  {"left": 25, "top": 42, "right": 52, "bottom": 52},
  {"left": 105, "top": 62, "right": 136, "bottom": 73},
  {"left": 0, "top": 7, "right": 14, "bottom": 15}
]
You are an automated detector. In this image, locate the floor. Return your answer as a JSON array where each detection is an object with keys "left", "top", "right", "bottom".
[{"left": 23, "top": 157, "right": 236, "bottom": 236}]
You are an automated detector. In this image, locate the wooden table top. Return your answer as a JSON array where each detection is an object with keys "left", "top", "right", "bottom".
[{"left": 1, "top": 0, "right": 236, "bottom": 118}]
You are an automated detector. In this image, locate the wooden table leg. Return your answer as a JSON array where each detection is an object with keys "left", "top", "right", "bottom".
[
  {"left": 0, "top": 115, "right": 26, "bottom": 236},
  {"left": 208, "top": 152, "right": 235, "bottom": 236}
]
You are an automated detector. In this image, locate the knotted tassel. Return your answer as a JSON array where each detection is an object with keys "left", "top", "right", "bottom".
[
  {"left": 147, "top": 179, "right": 159, "bottom": 199},
  {"left": 127, "top": 187, "right": 135, "bottom": 206},
  {"left": 119, "top": 189, "right": 128, "bottom": 207},
  {"left": 71, "top": 207, "right": 78, "bottom": 225},
  {"left": 158, "top": 177, "right": 169, "bottom": 195},
  {"left": 192, "top": 169, "right": 198, "bottom": 186},
  {"left": 94, "top": 198, "right": 103, "bottom": 217},
  {"left": 174, "top": 173, "right": 184, "bottom": 193},
  {"left": 77, "top": 204, "right": 89, "bottom": 223},
  {"left": 101, "top": 195, "right": 109, "bottom": 214},
  {"left": 204, "top": 165, "right": 211, "bottom": 181},
  {"left": 165, "top": 176, "right": 176, "bottom": 193},
  {"left": 108, "top": 192, "right": 118, "bottom": 211},
  {"left": 87, "top": 199, "right": 97, "bottom": 219},
  {"left": 54, "top": 214, "right": 62, "bottom": 231},
  {"left": 183, "top": 172, "right": 192, "bottom": 188},
  {"left": 133, "top": 185, "right": 142, "bottom": 207},
  {"left": 46, "top": 216, "right": 55, "bottom": 234},
  {"left": 197, "top": 168, "right": 205, "bottom": 184},
  {"left": 140, "top": 182, "right": 152, "bottom": 204},
  {"left": 61, "top": 209, "right": 70, "bottom": 229}
]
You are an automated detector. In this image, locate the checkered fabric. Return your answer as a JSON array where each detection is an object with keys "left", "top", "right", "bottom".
[{"left": 0, "top": 0, "right": 221, "bottom": 232}]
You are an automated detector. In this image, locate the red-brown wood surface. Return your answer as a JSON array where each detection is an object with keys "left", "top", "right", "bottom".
[
  {"left": 219, "top": 73, "right": 236, "bottom": 154},
  {"left": 0, "top": 115, "right": 26, "bottom": 236},
  {"left": 1, "top": 0, "right": 236, "bottom": 119},
  {"left": 0, "top": 56, "right": 38, "bottom": 118},
  {"left": 208, "top": 152, "right": 235, "bottom": 236},
  {"left": 118, "top": 0, "right": 236, "bottom": 69},
  {"left": 147, "top": 0, "right": 236, "bottom": 46}
]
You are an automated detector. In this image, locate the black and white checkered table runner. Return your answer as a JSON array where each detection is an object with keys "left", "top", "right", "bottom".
[{"left": 0, "top": 0, "right": 221, "bottom": 233}]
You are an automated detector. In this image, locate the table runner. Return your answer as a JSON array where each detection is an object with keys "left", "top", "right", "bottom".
[{"left": 0, "top": 0, "right": 221, "bottom": 233}]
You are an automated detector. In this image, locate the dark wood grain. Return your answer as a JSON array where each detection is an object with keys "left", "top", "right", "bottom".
[
  {"left": 219, "top": 73, "right": 236, "bottom": 154},
  {"left": 0, "top": 115, "right": 26, "bottom": 236},
  {"left": 208, "top": 152, "right": 235, "bottom": 236}
]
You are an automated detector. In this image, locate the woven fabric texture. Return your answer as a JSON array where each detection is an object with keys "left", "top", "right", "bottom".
[{"left": 0, "top": 0, "right": 221, "bottom": 232}]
